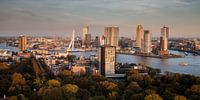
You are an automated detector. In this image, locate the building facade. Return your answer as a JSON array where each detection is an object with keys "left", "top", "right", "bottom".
[
  {"left": 142, "top": 30, "right": 152, "bottom": 53},
  {"left": 98, "top": 45, "right": 116, "bottom": 76},
  {"left": 19, "top": 35, "right": 27, "bottom": 51},
  {"left": 100, "top": 35, "right": 106, "bottom": 46},
  {"left": 135, "top": 25, "right": 144, "bottom": 48},
  {"left": 93, "top": 36, "right": 100, "bottom": 48},
  {"left": 82, "top": 26, "right": 89, "bottom": 47},
  {"left": 104, "top": 26, "right": 119, "bottom": 47},
  {"left": 85, "top": 34, "right": 91, "bottom": 48},
  {"left": 159, "top": 26, "right": 169, "bottom": 55}
]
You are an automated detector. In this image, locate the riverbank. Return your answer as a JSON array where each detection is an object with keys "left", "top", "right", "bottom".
[
  {"left": 117, "top": 52, "right": 183, "bottom": 59},
  {"left": 170, "top": 49, "right": 200, "bottom": 55}
]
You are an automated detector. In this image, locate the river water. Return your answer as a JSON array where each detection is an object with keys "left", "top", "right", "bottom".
[
  {"left": 72, "top": 50, "right": 200, "bottom": 76},
  {"left": 1, "top": 43, "right": 200, "bottom": 76}
]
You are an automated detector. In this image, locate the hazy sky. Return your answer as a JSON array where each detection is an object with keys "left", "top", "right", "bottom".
[{"left": 0, "top": 0, "right": 200, "bottom": 38}]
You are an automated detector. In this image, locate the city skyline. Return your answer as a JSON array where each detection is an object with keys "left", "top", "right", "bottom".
[{"left": 0, "top": 0, "right": 200, "bottom": 37}]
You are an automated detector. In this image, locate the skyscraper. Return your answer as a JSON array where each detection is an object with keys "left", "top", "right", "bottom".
[
  {"left": 161, "top": 26, "right": 169, "bottom": 51},
  {"left": 94, "top": 36, "right": 100, "bottom": 48},
  {"left": 104, "top": 26, "right": 119, "bottom": 47},
  {"left": 98, "top": 45, "right": 116, "bottom": 76},
  {"left": 135, "top": 25, "right": 144, "bottom": 48},
  {"left": 19, "top": 35, "right": 27, "bottom": 51},
  {"left": 159, "top": 26, "right": 169, "bottom": 55},
  {"left": 142, "top": 30, "right": 152, "bottom": 53},
  {"left": 100, "top": 35, "right": 106, "bottom": 46},
  {"left": 85, "top": 34, "right": 91, "bottom": 48},
  {"left": 82, "top": 26, "right": 89, "bottom": 47}
]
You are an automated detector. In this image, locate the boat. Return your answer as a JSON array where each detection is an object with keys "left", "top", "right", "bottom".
[{"left": 179, "top": 62, "right": 188, "bottom": 66}]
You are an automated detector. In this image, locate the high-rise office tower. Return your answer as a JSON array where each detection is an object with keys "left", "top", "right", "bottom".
[
  {"left": 82, "top": 26, "right": 89, "bottom": 46},
  {"left": 85, "top": 34, "right": 91, "bottom": 48},
  {"left": 159, "top": 26, "right": 169, "bottom": 55},
  {"left": 104, "top": 26, "right": 119, "bottom": 47},
  {"left": 142, "top": 30, "right": 152, "bottom": 53},
  {"left": 161, "top": 26, "right": 169, "bottom": 51},
  {"left": 98, "top": 45, "right": 116, "bottom": 76},
  {"left": 94, "top": 36, "right": 100, "bottom": 48},
  {"left": 19, "top": 35, "right": 27, "bottom": 51},
  {"left": 135, "top": 25, "right": 144, "bottom": 48},
  {"left": 100, "top": 35, "right": 106, "bottom": 46}
]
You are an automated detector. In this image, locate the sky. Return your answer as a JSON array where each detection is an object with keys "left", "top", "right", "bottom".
[{"left": 0, "top": 0, "right": 200, "bottom": 38}]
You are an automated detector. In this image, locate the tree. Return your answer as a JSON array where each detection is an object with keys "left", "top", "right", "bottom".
[
  {"left": 191, "top": 84, "right": 200, "bottom": 94},
  {"left": 144, "top": 89, "right": 156, "bottom": 95},
  {"left": 48, "top": 79, "right": 60, "bottom": 87},
  {"left": 8, "top": 73, "right": 26, "bottom": 95},
  {"left": 0, "top": 63, "right": 9, "bottom": 70},
  {"left": 33, "top": 78, "right": 42, "bottom": 89},
  {"left": 62, "top": 84, "right": 79, "bottom": 95},
  {"left": 78, "top": 89, "right": 90, "bottom": 100},
  {"left": 162, "top": 90, "right": 175, "bottom": 100},
  {"left": 99, "top": 81, "right": 118, "bottom": 91},
  {"left": 108, "top": 91, "right": 118, "bottom": 99},
  {"left": 62, "top": 70, "right": 72, "bottom": 76},
  {"left": 127, "top": 70, "right": 143, "bottom": 82},
  {"left": 89, "top": 96, "right": 106, "bottom": 100},
  {"left": 10, "top": 96, "right": 17, "bottom": 100},
  {"left": 38, "top": 87, "right": 63, "bottom": 100},
  {"left": 139, "top": 75, "right": 153, "bottom": 88},
  {"left": 0, "top": 79, "right": 11, "bottom": 96},
  {"left": 11, "top": 73, "right": 26, "bottom": 86},
  {"left": 130, "top": 93, "right": 144, "bottom": 100},
  {"left": 174, "top": 95, "right": 187, "bottom": 100},
  {"left": 126, "top": 82, "right": 141, "bottom": 93},
  {"left": 144, "top": 94, "right": 163, "bottom": 100}
]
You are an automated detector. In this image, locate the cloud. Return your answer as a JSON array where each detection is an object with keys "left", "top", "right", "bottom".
[{"left": 0, "top": 0, "right": 199, "bottom": 37}]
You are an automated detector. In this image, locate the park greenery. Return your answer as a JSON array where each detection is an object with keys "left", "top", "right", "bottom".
[{"left": 0, "top": 58, "right": 200, "bottom": 100}]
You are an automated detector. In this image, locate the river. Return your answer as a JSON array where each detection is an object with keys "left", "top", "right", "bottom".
[{"left": 1, "top": 43, "right": 200, "bottom": 76}]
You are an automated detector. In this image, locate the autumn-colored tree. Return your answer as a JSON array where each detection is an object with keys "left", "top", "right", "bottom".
[
  {"left": 191, "top": 84, "right": 200, "bottom": 94},
  {"left": 144, "top": 89, "right": 156, "bottom": 95},
  {"left": 124, "top": 82, "right": 142, "bottom": 98},
  {"left": 10, "top": 96, "right": 17, "bottom": 100},
  {"left": 144, "top": 93, "right": 163, "bottom": 100},
  {"left": 78, "top": 89, "right": 91, "bottom": 100},
  {"left": 38, "top": 87, "right": 63, "bottom": 100},
  {"left": 99, "top": 81, "right": 118, "bottom": 91},
  {"left": 127, "top": 70, "right": 143, "bottom": 82},
  {"left": 48, "top": 79, "right": 60, "bottom": 87},
  {"left": 8, "top": 73, "right": 26, "bottom": 95},
  {"left": 108, "top": 91, "right": 118, "bottom": 99},
  {"left": 89, "top": 96, "right": 106, "bottom": 100},
  {"left": 139, "top": 75, "right": 153, "bottom": 88},
  {"left": 62, "top": 84, "right": 79, "bottom": 95},
  {"left": 34, "top": 78, "right": 42, "bottom": 89},
  {"left": 127, "top": 82, "right": 141, "bottom": 92},
  {"left": 62, "top": 70, "right": 72, "bottom": 76},
  {"left": 173, "top": 95, "right": 187, "bottom": 100},
  {"left": 11, "top": 73, "right": 26, "bottom": 86},
  {"left": 0, "top": 63, "right": 9, "bottom": 70},
  {"left": 130, "top": 93, "right": 144, "bottom": 100}
]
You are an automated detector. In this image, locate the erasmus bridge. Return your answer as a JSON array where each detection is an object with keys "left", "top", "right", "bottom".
[{"left": 58, "top": 30, "right": 96, "bottom": 57}]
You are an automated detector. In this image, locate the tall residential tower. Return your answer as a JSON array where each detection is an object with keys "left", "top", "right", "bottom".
[
  {"left": 98, "top": 45, "right": 116, "bottom": 76},
  {"left": 135, "top": 25, "right": 144, "bottom": 48},
  {"left": 104, "top": 26, "right": 119, "bottom": 47},
  {"left": 142, "top": 30, "right": 152, "bottom": 53},
  {"left": 82, "top": 26, "right": 89, "bottom": 47},
  {"left": 159, "top": 26, "right": 169, "bottom": 55},
  {"left": 19, "top": 35, "right": 27, "bottom": 51}
]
